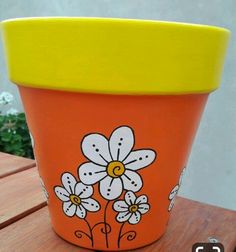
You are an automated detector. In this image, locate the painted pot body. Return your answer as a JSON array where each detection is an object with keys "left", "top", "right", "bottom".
[{"left": 19, "top": 86, "right": 207, "bottom": 250}]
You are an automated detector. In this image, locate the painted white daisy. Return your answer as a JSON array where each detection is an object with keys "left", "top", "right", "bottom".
[
  {"left": 168, "top": 167, "right": 186, "bottom": 211},
  {"left": 113, "top": 191, "right": 150, "bottom": 224},
  {"left": 54, "top": 172, "right": 100, "bottom": 218},
  {"left": 29, "top": 132, "right": 34, "bottom": 148},
  {"left": 78, "top": 126, "right": 156, "bottom": 200},
  {"left": 39, "top": 177, "right": 49, "bottom": 200}
]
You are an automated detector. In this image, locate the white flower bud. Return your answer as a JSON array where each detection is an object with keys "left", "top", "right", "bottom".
[{"left": 0, "top": 92, "right": 14, "bottom": 105}]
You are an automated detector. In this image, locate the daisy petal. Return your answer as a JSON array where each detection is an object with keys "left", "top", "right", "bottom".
[
  {"left": 168, "top": 198, "right": 175, "bottom": 211},
  {"left": 109, "top": 126, "right": 134, "bottom": 161},
  {"left": 29, "top": 132, "right": 34, "bottom": 148},
  {"left": 169, "top": 185, "right": 179, "bottom": 200},
  {"left": 78, "top": 162, "right": 107, "bottom": 185},
  {"left": 135, "top": 195, "right": 148, "bottom": 204},
  {"left": 100, "top": 176, "right": 123, "bottom": 200},
  {"left": 129, "top": 212, "right": 141, "bottom": 224},
  {"left": 179, "top": 167, "right": 186, "bottom": 185},
  {"left": 76, "top": 205, "right": 86, "bottom": 219},
  {"left": 81, "top": 133, "right": 111, "bottom": 165},
  {"left": 125, "top": 191, "right": 136, "bottom": 205},
  {"left": 63, "top": 201, "right": 76, "bottom": 217},
  {"left": 61, "top": 173, "right": 77, "bottom": 194},
  {"left": 122, "top": 170, "right": 143, "bottom": 192},
  {"left": 113, "top": 200, "right": 129, "bottom": 212},
  {"left": 81, "top": 198, "right": 100, "bottom": 212},
  {"left": 138, "top": 203, "right": 150, "bottom": 214},
  {"left": 75, "top": 182, "right": 93, "bottom": 199},
  {"left": 116, "top": 211, "right": 132, "bottom": 223},
  {"left": 124, "top": 150, "right": 156, "bottom": 170},
  {"left": 54, "top": 186, "right": 69, "bottom": 201},
  {"left": 40, "top": 178, "right": 49, "bottom": 199}
]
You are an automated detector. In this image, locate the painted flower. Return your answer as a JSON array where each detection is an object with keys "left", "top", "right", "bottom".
[
  {"left": 168, "top": 167, "right": 186, "bottom": 211},
  {"left": 29, "top": 132, "right": 34, "bottom": 148},
  {"left": 78, "top": 126, "right": 156, "bottom": 200},
  {"left": 54, "top": 172, "right": 100, "bottom": 218},
  {"left": 113, "top": 191, "right": 150, "bottom": 224},
  {"left": 40, "top": 177, "right": 49, "bottom": 200}
]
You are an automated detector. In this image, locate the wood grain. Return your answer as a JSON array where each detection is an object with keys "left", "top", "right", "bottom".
[
  {"left": 0, "top": 152, "right": 36, "bottom": 178},
  {"left": 129, "top": 197, "right": 236, "bottom": 252},
  {"left": 0, "top": 207, "right": 92, "bottom": 252},
  {"left": 0, "top": 152, "right": 235, "bottom": 251},
  {"left": 0, "top": 167, "right": 47, "bottom": 229},
  {"left": 0, "top": 197, "right": 235, "bottom": 252}
]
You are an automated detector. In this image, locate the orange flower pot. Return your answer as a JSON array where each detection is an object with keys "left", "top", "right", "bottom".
[{"left": 1, "top": 18, "right": 230, "bottom": 251}]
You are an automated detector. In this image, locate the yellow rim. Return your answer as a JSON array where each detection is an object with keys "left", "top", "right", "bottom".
[{"left": 1, "top": 17, "right": 230, "bottom": 94}]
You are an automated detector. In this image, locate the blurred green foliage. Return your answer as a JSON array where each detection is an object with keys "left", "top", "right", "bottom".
[{"left": 0, "top": 113, "right": 34, "bottom": 158}]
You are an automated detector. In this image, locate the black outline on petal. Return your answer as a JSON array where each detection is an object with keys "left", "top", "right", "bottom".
[
  {"left": 74, "top": 181, "right": 94, "bottom": 199},
  {"left": 98, "top": 176, "right": 123, "bottom": 201},
  {"left": 128, "top": 211, "right": 142, "bottom": 225},
  {"left": 168, "top": 185, "right": 179, "bottom": 200},
  {"left": 80, "top": 132, "right": 111, "bottom": 166},
  {"left": 123, "top": 191, "right": 137, "bottom": 206},
  {"left": 60, "top": 172, "right": 77, "bottom": 194},
  {"left": 115, "top": 211, "right": 132, "bottom": 223},
  {"left": 137, "top": 202, "right": 150, "bottom": 215},
  {"left": 167, "top": 166, "right": 186, "bottom": 212},
  {"left": 112, "top": 200, "right": 129, "bottom": 213},
  {"left": 113, "top": 193, "right": 150, "bottom": 224},
  {"left": 135, "top": 194, "right": 148, "bottom": 205},
  {"left": 53, "top": 185, "right": 70, "bottom": 202},
  {"left": 123, "top": 148, "right": 157, "bottom": 171},
  {"left": 77, "top": 161, "right": 107, "bottom": 186},
  {"left": 81, "top": 197, "right": 101, "bottom": 212},
  {"left": 54, "top": 172, "right": 102, "bottom": 218},
  {"left": 112, "top": 199, "right": 129, "bottom": 213},
  {"left": 168, "top": 198, "right": 175, "bottom": 212},
  {"left": 62, "top": 202, "right": 77, "bottom": 218},
  {"left": 75, "top": 204, "right": 87, "bottom": 219},
  {"left": 108, "top": 125, "right": 135, "bottom": 162},
  {"left": 121, "top": 170, "right": 144, "bottom": 194}
]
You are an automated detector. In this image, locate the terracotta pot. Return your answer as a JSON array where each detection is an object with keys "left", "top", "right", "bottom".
[{"left": 1, "top": 17, "right": 230, "bottom": 251}]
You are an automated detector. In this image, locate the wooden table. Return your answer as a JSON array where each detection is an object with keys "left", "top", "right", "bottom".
[{"left": 0, "top": 152, "right": 235, "bottom": 252}]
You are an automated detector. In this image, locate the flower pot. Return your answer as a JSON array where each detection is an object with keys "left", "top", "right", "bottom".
[{"left": 1, "top": 17, "right": 230, "bottom": 251}]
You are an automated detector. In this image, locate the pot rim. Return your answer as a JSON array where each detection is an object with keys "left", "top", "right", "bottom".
[{"left": 1, "top": 17, "right": 230, "bottom": 95}]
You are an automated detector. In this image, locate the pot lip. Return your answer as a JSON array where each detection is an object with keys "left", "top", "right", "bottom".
[
  {"left": 1, "top": 17, "right": 230, "bottom": 95},
  {"left": 1, "top": 17, "right": 230, "bottom": 33}
]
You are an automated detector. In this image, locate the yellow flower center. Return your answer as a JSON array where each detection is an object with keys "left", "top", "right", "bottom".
[
  {"left": 107, "top": 161, "right": 125, "bottom": 178},
  {"left": 129, "top": 204, "right": 138, "bottom": 213},
  {"left": 69, "top": 195, "right": 81, "bottom": 205}
]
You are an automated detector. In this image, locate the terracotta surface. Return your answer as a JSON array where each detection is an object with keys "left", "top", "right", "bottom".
[
  {"left": 0, "top": 151, "right": 35, "bottom": 178},
  {"left": 19, "top": 86, "right": 209, "bottom": 250},
  {"left": 1, "top": 145, "right": 235, "bottom": 251}
]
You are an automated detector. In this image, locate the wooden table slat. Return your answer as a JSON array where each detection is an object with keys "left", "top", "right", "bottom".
[
  {"left": 0, "top": 153, "right": 235, "bottom": 252},
  {"left": 0, "top": 207, "right": 91, "bottom": 252},
  {"left": 0, "top": 152, "right": 36, "bottom": 178},
  {"left": 0, "top": 167, "right": 47, "bottom": 228},
  {"left": 130, "top": 197, "right": 236, "bottom": 252},
  {"left": 0, "top": 197, "right": 235, "bottom": 252}
]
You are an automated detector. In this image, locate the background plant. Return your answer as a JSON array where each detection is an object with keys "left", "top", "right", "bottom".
[{"left": 0, "top": 91, "right": 34, "bottom": 158}]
